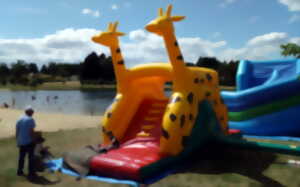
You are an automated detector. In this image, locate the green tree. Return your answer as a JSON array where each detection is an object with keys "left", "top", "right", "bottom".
[
  {"left": 80, "top": 52, "right": 102, "bottom": 83},
  {"left": 48, "top": 62, "right": 59, "bottom": 76},
  {"left": 196, "top": 57, "right": 220, "bottom": 70},
  {"left": 0, "top": 63, "right": 10, "bottom": 85},
  {"left": 55, "top": 63, "right": 81, "bottom": 77},
  {"left": 194, "top": 57, "right": 239, "bottom": 86},
  {"left": 40, "top": 64, "right": 49, "bottom": 74},
  {"left": 28, "top": 63, "right": 39, "bottom": 74},
  {"left": 100, "top": 56, "right": 115, "bottom": 82},
  {"left": 11, "top": 60, "right": 29, "bottom": 77},
  {"left": 0, "top": 63, "right": 10, "bottom": 76},
  {"left": 280, "top": 43, "right": 300, "bottom": 58}
]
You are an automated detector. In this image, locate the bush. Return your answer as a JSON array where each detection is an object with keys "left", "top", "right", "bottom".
[
  {"left": 29, "top": 78, "right": 44, "bottom": 87},
  {"left": 18, "top": 76, "right": 29, "bottom": 85},
  {"left": 9, "top": 77, "right": 16, "bottom": 85},
  {"left": 0, "top": 78, "right": 7, "bottom": 85}
]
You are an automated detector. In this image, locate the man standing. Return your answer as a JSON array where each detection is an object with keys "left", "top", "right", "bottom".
[{"left": 16, "top": 106, "right": 37, "bottom": 178}]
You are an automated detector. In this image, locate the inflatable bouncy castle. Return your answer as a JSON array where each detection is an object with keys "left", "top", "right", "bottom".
[
  {"left": 48, "top": 5, "right": 300, "bottom": 186},
  {"left": 89, "top": 5, "right": 229, "bottom": 181}
]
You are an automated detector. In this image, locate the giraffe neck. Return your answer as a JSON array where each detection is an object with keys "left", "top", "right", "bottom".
[
  {"left": 162, "top": 32, "right": 187, "bottom": 89},
  {"left": 162, "top": 32, "right": 186, "bottom": 74},
  {"left": 110, "top": 45, "right": 127, "bottom": 84}
]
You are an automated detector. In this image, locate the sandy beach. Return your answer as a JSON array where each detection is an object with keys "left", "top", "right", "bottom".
[{"left": 0, "top": 108, "right": 102, "bottom": 139}]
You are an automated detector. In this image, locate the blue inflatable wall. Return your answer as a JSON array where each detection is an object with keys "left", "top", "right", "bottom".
[{"left": 222, "top": 59, "right": 300, "bottom": 136}]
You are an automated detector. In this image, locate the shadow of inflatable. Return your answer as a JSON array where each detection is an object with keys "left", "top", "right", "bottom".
[{"left": 179, "top": 144, "right": 283, "bottom": 187}]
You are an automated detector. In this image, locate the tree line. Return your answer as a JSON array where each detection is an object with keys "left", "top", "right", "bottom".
[
  {"left": 0, "top": 42, "right": 298, "bottom": 87},
  {"left": 0, "top": 53, "right": 238, "bottom": 86},
  {"left": 0, "top": 52, "right": 115, "bottom": 86}
]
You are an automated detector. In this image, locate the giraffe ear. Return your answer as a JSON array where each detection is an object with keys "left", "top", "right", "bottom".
[
  {"left": 158, "top": 8, "right": 163, "bottom": 16},
  {"left": 171, "top": 16, "right": 185, "bottom": 22},
  {"left": 112, "top": 22, "right": 119, "bottom": 32},
  {"left": 108, "top": 22, "right": 113, "bottom": 31},
  {"left": 166, "top": 4, "right": 173, "bottom": 17}
]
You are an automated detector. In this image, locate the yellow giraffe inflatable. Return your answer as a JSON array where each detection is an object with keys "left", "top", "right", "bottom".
[
  {"left": 145, "top": 5, "right": 228, "bottom": 155},
  {"left": 92, "top": 22, "right": 173, "bottom": 144},
  {"left": 92, "top": 6, "right": 228, "bottom": 155}
]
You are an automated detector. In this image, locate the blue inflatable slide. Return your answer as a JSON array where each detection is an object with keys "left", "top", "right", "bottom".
[{"left": 221, "top": 59, "right": 300, "bottom": 136}]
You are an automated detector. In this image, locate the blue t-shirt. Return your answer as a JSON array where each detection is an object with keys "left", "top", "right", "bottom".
[{"left": 16, "top": 115, "right": 36, "bottom": 146}]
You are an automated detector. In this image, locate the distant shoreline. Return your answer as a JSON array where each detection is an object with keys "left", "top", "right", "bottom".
[
  {"left": 0, "top": 81, "right": 117, "bottom": 91},
  {"left": 0, "top": 81, "right": 235, "bottom": 91}
]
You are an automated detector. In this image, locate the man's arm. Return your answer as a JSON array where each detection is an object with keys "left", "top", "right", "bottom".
[
  {"left": 30, "top": 128, "right": 35, "bottom": 139},
  {"left": 15, "top": 120, "right": 20, "bottom": 139},
  {"left": 30, "top": 119, "right": 36, "bottom": 141},
  {"left": 15, "top": 127, "right": 18, "bottom": 139}
]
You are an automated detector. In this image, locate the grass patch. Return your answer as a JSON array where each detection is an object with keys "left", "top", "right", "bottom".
[
  {"left": 219, "top": 85, "right": 236, "bottom": 91},
  {"left": 0, "top": 84, "right": 37, "bottom": 91},
  {"left": 1, "top": 128, "right": 300, "bottom": 186}
]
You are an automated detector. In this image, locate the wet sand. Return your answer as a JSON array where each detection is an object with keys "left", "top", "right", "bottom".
[{"left": 0, "top": 108, "right": 102, "bottom": 139}]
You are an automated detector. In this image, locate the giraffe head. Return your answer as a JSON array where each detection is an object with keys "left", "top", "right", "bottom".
[
  {"left": 92, "top": 22, "right": 125, "bottom": 47},
  {"left": 145, "top": 5, "right": 185, "bottom": 36}
]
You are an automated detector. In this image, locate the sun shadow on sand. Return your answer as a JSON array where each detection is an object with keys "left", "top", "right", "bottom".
[{"left": 179, "top": 144, "right": 283, "bottom": 187}]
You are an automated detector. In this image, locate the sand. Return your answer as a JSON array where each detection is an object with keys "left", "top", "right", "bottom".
[{"left": 0, "top": 108, "right": 102, "bottom": 139}]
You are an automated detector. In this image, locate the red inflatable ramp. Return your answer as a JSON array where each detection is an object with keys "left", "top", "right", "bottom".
[{"left": 90, "top": 137, "right": 165, "bottom": 180}]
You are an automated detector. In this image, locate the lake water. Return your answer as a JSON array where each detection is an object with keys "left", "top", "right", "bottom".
[{"left": 0, "top": 90, "right": 116, "bottom": 115}]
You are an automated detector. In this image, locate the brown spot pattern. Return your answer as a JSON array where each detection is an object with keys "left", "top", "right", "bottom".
[
  {"left": 170, "top": 114, "right": 177, "bottom": 122},
  {"left": 106, "top": 131, "right": 113, "bottom": 138},
  {"left": 205, "top": 92, "right": 211, "bottom": 97},
  {"left": 206, "top": 73, "right": 212, "bottom": 81},
  {"left": 116, "top": 48, "right": 121, "bottom": 53},
  {"left": 175, "top": 96, "right": 181, "bottom": 102},
  {"left": 187, "top": 92, "right": 194, "bottom": 104},
  {"left": 107, "top": 112, "right": 112, "bottom": 118},
  {"left": 194, "top": 78, "right": 199, "bottom": 83},
  {"left": 180, "top": 115, "right": 186, "bottom": 128},
  {"left": 174, "top": 41, "right": 178, "bottom": 46},
  {"left": 170, "top": 96, "right": 181, "bottom": 104},
  {"left": 118, "top": 60, "right": 124, "bottom": 65},
  {"left": 162, "top": 128, "right": 169, "bottom": 139},
  {"left": 189, "top": 114, "right": 194, "bottom": 121},
  {"left": 177, "top": 55, "right": 183, "bottom": 61}
]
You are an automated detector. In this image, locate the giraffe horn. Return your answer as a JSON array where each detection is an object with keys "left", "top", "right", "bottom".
[
  {"left": 166, "top": 4, "right": 172, "bottom": 17},
  {"left": 158, "top": 8, "right": 163, "bottom": 16},
  {"left": 112, "top": 21, "right": 119, "bottom": 32},
  {"left": 108, "top": 22, "right": 113, "bottom": 31}
]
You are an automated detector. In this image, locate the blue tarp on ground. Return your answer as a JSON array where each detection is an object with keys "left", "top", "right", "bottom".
[
  {"left": 46, "top": 158, "right": 141, "bottom": 187},
  {"left": 221, "top": 59, "right": 300, "bottom": 136},
  {"left": 46, "top": 158, "right": 175, "bottom": 187}
]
